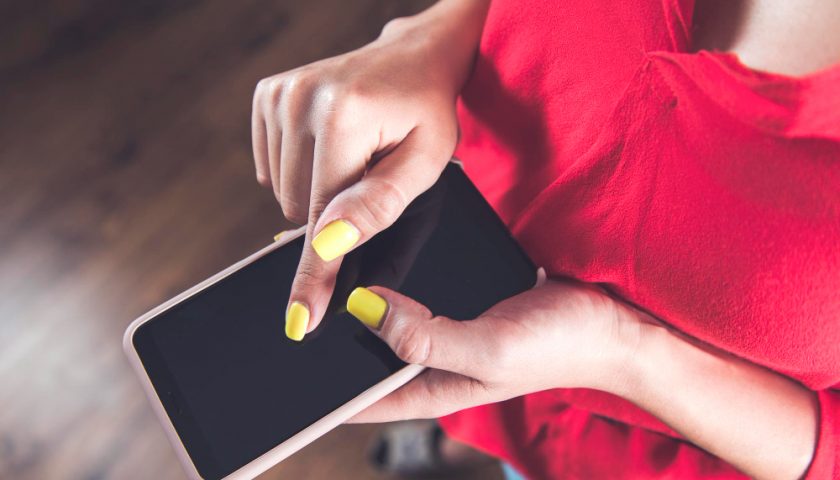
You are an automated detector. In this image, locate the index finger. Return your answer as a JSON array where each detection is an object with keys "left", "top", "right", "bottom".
[
  {"left": 283, "top": 128, "right": 367, "bottom": 341},
  {"left": 285, "top": 127, "right": 451, "bottom": 340}
]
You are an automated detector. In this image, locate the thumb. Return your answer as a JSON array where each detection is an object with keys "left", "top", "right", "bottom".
[
  {"left": 307, "top": 126, "right": 450, "bottom": 263},
  {"left": 346, "top": 286, "right": 491, "bottom": 379}
]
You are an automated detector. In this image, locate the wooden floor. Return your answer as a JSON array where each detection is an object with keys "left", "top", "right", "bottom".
[{"left": 0, "top": 1, "right": 502, "bottom": 479}]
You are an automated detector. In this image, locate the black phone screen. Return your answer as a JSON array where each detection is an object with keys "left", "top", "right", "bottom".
[{"left": 132, "top": 164, "right": 536, "bottom": 479}]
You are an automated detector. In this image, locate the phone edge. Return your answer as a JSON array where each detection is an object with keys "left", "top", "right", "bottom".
[
  {"left": 122, "top": 159, "right": 541, "bottom": 479},
  {"left": 122, "top": 226, "right": 425, "bottom": 480}
]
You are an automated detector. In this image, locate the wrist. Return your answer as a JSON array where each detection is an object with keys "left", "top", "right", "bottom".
[
  {"left": 597, "top": 309, "right": 819, "bottom": 480},
  {"left": 592, "top": 304, "right": 672, "bottom": 400},
  {"left": 376, "top": 0, "right": 490, "bottom": 97},
  {"left": 608, "top": 313, "right": 717, "bottom": 406},
  {"left": 380, "top": 0, "right": 490, "bottom": 40}
]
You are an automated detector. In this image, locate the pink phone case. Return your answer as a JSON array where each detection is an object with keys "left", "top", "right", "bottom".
[{"left": 123, "top": 227, "right": 425, "bottom": 480}]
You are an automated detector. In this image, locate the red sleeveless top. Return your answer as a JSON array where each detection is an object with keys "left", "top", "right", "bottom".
[{"left": 439, "top": 0, "right": 840, "bottom": 478}]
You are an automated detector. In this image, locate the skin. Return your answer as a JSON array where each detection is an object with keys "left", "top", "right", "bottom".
[
  {"left": 251, "top": 0, "right": 486, "bottom": 332},
  {"left": 252, "top": 1, "right": 839, "bottom": 478},
  {"left": 347, "top": 285, "right": 819, "bottom": 480},
  {"left": 693, "top": 0, "right": 840, "bottom": 76}
]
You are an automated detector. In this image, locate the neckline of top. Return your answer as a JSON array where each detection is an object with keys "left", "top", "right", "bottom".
[{"left": 648, "top": 50, "right": 840, "bottom": 140}]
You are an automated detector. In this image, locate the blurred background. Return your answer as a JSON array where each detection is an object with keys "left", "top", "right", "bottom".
[{"left": 0, "top": 1, "right": 502, "bottom": 478}]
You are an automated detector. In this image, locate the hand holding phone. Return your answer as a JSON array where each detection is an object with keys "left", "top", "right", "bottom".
[{"left": 125, "top": 164, "right": 536, "bottom": 479}]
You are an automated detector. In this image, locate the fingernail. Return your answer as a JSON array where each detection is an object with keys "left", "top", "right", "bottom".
[
  {"left": 347, "top": 287, "right": 388, "bottom": 329},
  {"left": 285, "top": 302, "right": 309, "bottom": 341},
  {"left": 273, "top": 231, "right": 285, "bottom": 242},
  {"left": 311, "top": 220, "right": 360, "bottom": 261}
]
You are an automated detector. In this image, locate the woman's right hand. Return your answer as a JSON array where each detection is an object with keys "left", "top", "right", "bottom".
[{"left": 251, "top": 0, "right": 491, "bottom": 340}]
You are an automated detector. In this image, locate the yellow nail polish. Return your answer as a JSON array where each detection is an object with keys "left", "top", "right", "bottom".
[
  {"left": 347, "top": 287, "right": 388, "bottom": 329},
  {"left": 311, "top": 220, "right": 360, "bottom": 261},
  {"left": 273, "top": 231, "right": 285, "bottom": 242},
  {"left": 285, "top": 302, "right": 309, "bottom": 341}
]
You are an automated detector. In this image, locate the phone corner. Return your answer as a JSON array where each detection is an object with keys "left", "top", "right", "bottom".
[{"left": 122, "top": 318, "right": 142, "bottom": 358}]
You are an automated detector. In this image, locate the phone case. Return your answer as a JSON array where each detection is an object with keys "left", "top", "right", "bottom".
[
  {"left": 123, "top": 227, "right": 425, "bottom": 480},
  {"left": 124, "top": 158, "right": 545, "bottom": 479}
]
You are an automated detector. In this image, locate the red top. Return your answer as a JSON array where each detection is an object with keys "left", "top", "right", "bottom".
[{"left": 439, "top": 0, "right": 840, "bottom": 478}]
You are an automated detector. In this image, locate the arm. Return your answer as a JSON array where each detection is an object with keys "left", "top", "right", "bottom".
[
  {"left": 379, "top": 0, "right": 491, "bottom": 99},
  {"left": 615, "top": 315, "right": 819, "bottom": 480},
  {"left": 346, "top": 282, "right": 826, "bottom": 480}
]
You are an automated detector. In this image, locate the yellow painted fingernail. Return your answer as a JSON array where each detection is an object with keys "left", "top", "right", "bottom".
[
  {"left": 347, "top": 287, "right": 388, "bottom": 329},
  {"left": 273, "top": 231, "right": 285, "bottom": 242},
  {"left": 311, "top": 220, "right": 360, "bottom": 261},
  {"left": 285, "top": 302, "right": 309, "bottom": 341}
]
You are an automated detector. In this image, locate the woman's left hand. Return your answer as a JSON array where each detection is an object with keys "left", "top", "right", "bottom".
[
  {"left": 347, "top": 281, "right": 822, "bottom": 480},
  {"left": 347, "top": 280, "right": 644, "bottom": 422}
]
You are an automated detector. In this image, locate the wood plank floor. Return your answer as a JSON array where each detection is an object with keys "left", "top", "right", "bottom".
[{"left": 0, "top": 1, "right": 503, "bottom": 479}]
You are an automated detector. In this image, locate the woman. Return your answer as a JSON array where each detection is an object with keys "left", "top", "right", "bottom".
[{"left": 251, "top": 1, "right": 840, "bottom": 478}]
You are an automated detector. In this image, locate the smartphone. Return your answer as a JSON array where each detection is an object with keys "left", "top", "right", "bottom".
[{"left": 124, "top": 162, "right": 537, "bottom": 480}]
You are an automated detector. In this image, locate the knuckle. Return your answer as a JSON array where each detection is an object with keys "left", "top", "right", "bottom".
[
  {"left": 258, "top": 67, "right": 334, "bottom": 110},
  {"left": 256, "top": 76, "right": 281, "bottom": 103},
  {"left": 254, "top": 77, "right": 269, "bottom": 98},
  {"left": 380, "top": 17, "right": 408, "bottom": 37},
  {"left": 270, "top": 72, "right": 315, "bottom": 119},
  {"left": 280, "top": 194, "right": 308, "bottom": 224},
  {"left": 307, "top": 189, "right": 334, "bottom": 221},
  {"left": 285, "top": 211, "right": 308, "bottom": 226},
  {"left": 283, "top": 71, "right": 316, "bottom": 99},
  {"left": 393, "top": 321, "right": 431, "bottom": 365},
  {"left": 317, "top": 87, "right": 361, "bottom": 133},
  {"left": 267, "top": 79, "right": 284, "bottom": 107},
  {"left": 253, "top": 81, "right": 267, "bottom": 111},
  {"left": 294, "top": 257, "right": 323, "bottom": 288},
  {"left": 356, "top": 178, "right": 406, "bottom": 230},
  {"left": 256, "top": 172, "right": 271, "bottom": 187}
]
